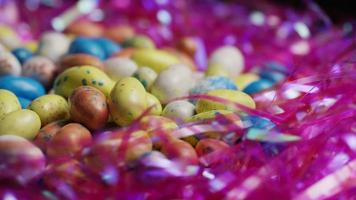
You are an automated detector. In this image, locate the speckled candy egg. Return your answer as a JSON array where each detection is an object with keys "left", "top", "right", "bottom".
[
  {"left": 0, "top": 89, "right": 21, "bottom": 119},
  {"left": 28, "top": 94, "right": 70, "bottom": 126},
  {"left": 146, "top": 92, "right": 162, "bottom": 115},
  {"left": 104, "top": 57, "right": 138, "bottom": 81},
  {"left": 11, "top": 47, "right": 33, "bottom": 65},
  {"left": 133, "top": 67, "right": 157, "bottom": 90},
  {"left": 0, "top": 109, "right": 41, "bottom": 139},
  {"left": 161, "top": 139, "right": 198, "bottom": 164},
  {"left": 0, "top": 51, "right": 21, "bottom": 76},
  {"left": 34, "top": 120, "right": 67, "bottom": 153},
  {"left": 93, "top": 37, "right": 121, "bottom": 59},
  {"left": 69, "top": 86, "right": 109, "bottom": 130},
  {"left": 0, "top": 135, "right": 45, "bottom": 184},
  {"left": 58, "top": 53, "right": 104, "bottom": 74},
  {"left": 68, "top": 37, "right": 105, "bottom": 60},
  {"left": 37, "top": 31, "right": 70, "bottom": 62},
  {"left": 207, "top": 45, "right": 245, "bottom": 77},
  {"left": 54, "top": 66, "right": 115, "bottom": 98},
  {"left": 151, "top": 64, "right": 194, "bottom": 104},
  {"left": 123, "top": 35, "right": 155, "bottom": 49},
  {"left": 162, "top": 100, "right": 195, "bottom": 122},
  {"left": 22, "top": 56, "right": 57, "bottom": 87}
]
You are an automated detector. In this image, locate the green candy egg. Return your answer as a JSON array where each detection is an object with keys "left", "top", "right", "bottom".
[
  {"left": 146, "top": 93, "right": 162, "bottom": 115},
  {"left": 0, "top": 109, "right": 41, "bottom": 139},
  {"left": 28, "top": 94, "right": 70, "bottom": 126},
  {"left": 0, "top": 89, "right": 21, "bottom": 119},
  {"left": 54, "top": 65, "right": 115, "bottom": 98}
]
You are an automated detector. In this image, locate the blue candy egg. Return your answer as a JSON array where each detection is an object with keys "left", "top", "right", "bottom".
[
  {"left": 243, "top": 79, "right": 274, "bottom": 94},
  {"left": 259, "top": 70, "right": 285, "bottom": 83},
  {"left": 0, "top": 75, "right": 45, "bottom": 100},
  {"left": 242, "top": 115, "right": 275, "bottom": 130},
  {"left": 264, "top": 62, "right": 289, "bottom": 75},
  {"left": 11, "top": 48, "right": 33, "bottom": 65},
  {"left": 18, "top": 97, "right": 31, "bottom": 108},
  {"left": 68, "top": 37, "right": 105, "bottom": 60},
  {"left": 93, "top": 38, "right": 121, "bottom": 59}
]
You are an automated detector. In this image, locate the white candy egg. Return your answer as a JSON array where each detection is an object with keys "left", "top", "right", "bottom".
[
  {"left": 104, "top": 57, "right": 138, "bottom": 81},
  {"left": 37, "top": 31, "right": 70, "bottom": 62},
  {"left": 162, "top": 100, "right": 195, "bottom": 122}
]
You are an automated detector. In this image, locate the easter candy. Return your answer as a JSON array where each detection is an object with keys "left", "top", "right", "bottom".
[
  {"left": 104, "top": 57, "right": 138, "bottom": 81},
  {"left": 47, "top": 123, "right": 92, "bottom": 158},
  {"left": 146, "top": 93, "right": 162, "bottom": 115},
  {"left": 151, "top": 64, "right": 194, "bottom": 103},
  {"left": 195, "top": 138, "right": 229, "bottom": 157},
  {"left": 243, "top": 79, "right": 275, "bottom": 94},
  {"left": 18, "top": 97, "right": 31, "bottom": 109},
  {"left": 0, "top": 51, "right": 21, "bottom": 76},
  {"left": 0, "top": 135, "right": 45, "bottom": 184},
  {"left": 133, "top": 67, "right": 157, "bottom": 89},
  {"left": 161, "top": 139, "right": 198, "bottom": 164},
  {"left": 105, "top": 25, "right": 135, "bottom": 43},
  {"left": 28, "top": 94, "right": 70, "bottom": 126},
  {"left": 242, "top": 115, "right": 275, "bottom": 130},
  {"left": 131, "top": 49, "right": 180, "bottom": 73},
  {"left": 0, "top": 25, "right": 21, "bottom": 49},
  {"left": 259, "top": 70, "right": 285, "bottom": 83},
  {"left": 176, "top": 37, "right": 197, "bottom": 57},
  {"left": 0, "top": 43, "right": 6, "bottom": 52},
  {"left": 0, "top": 109, "right": 41, "bottom": 139},
  {"left": 65, "top": 21, "right": 103, "bottom": 37},
  {"left": 0, "top": 89, "right": 21, "bottom": 119},
  {"left": 22, "top": 56, "right": 57, "bottom": 87},
  {"left": 109, "top": 77, "right": 147, "bottom": 126},
  {"left": 190, "top": 76, "right": 238, "bottom": 102},
  {"left": 24, "top": 40, "right": 38, "bottom": 52},
  {"left": 0, "top": 75, "right": 45, "bottom": 100},
  {"left": 188, "top": 110, "right": 234, "bottom": 122},
  {"left": 54, "top": 65, "right": 115, "bottom": 98},
  {"left": 93, "top": 37, "right": 121, "bottom": 58},
  {"left": 123, "top": 35, "right": 155, "bottom": 49},
  {"left": 207, "top": 45, "right": 244, "bottom": 77},
  {"left": 34, "top": 120, "right": 67, "bottom": 153},
  {"left": 164, "top": 47, "right": 197, "bottom": 71},
  {"left": 234, "top": 73, "right": 260, "bottom": 90},
  {"left": 11, "top": 47, "right": 33, "bottom": 64},
  {"left": 264, "top": 62, "right": 289, "bottom": 75},
  {"left": 162, "top": 100, "right": 195, "bottom": 122},
  {"left": 111, "top": 47, "right": 135, "bottom": 58},
  {"left": 69, "top": 86, "right": 109, "bottom": 130},
  {"left": 68, "top": 37, "right": 105, "bottom": 60},
  {"left": 205, "top": 63, "right": 230, "bottom": 77},
  {"left": 196, "top": 89, "right": 256, "bottom": 113},
  {"left": 58, "top": 54, "right": 104, "bottom": 74},
  {"left": 37, "top": 31, "right": 70, "bottom": 62}
]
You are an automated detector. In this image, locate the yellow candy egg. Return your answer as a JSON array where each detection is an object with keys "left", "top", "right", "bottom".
[
  {"left": 234, "top": 73, "right": 259, "bottom": 90},
  {"left": 28, "top": 94, "right": 70, "bottom": 126},
  {"left": 188, "top": 110, "right": 234, "bottom": 122},
  {"left": 205, "top": 63, "right": 229, "bottom": 77},
  {"left": 109, "top": 77, "right": 147, "bottom": 126},
  {"left": 146, "top": 93, "right": 162, "bottom": 115},
  {"left": 54, "top": 65, "right": 115, "bottom": 98},
  {"left": 0, "top": 89, "right": 21, "bottom": 119},
  {"left": 0, "top": 109, "right": 41, "bottom": 139},
  {"left": 131, "top": 49, "right": 180, "bottom": 73},
  {"left": 196, "top": 89, "right": 256, "bottom": 113}
]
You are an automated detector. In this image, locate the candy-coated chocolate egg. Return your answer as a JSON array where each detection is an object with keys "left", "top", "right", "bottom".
[
  {"left": 243, "top": 79, "right": 274, "bottom": 94},
  {"left": 0, "top": 51, "right": 21, "bottom": 76},
  {"left": 196, "top": 89, "right": 256, "bottom": 113},
  {"left": 162, "top": 100, "right": 195, "bottom": 122},
  {"left": 161, "top": 139, "right": 198, "bottom": 164},
  {"left": 69, "top": 86, "right": 109, "bottom": 130},
  {"left": 65, "top": 21, "right": 103, "bottom": 37},
  {"left": 34, "top": 120, "right": 67, "bottom": 153},
  {"left": 263, "top": 62, "right": 289, "bottom": 75},
  {"left": 146, "top": 92, "right": 162, "bottom": 115},
  {"left": 0, "top": 109, "right": 41, "bottom": 139},
  {"left": 24, "top": 40, "right": 38, "bottom": 52},
  {"left": 92, "top": 37, "right": 121, "bottom": 59},
  {"left": 176, "top": 37, "right": 197, "bottom": 57},
  {"left": 207, "top": 45, "right": 244, "bottom": 77},
  {"left": 195, "top": 138, "right": 230, "bottom": 157},
  {"left": 18, "top": 97, "right": 31, "bottom": 109},
  {"left": 188, "top": 110, "right": 234, "bottom": 122},
  {"left": 109, "top": 77, "right": 147, "bottom": 126},
  {"left": 133, "top": 67, "right": 157, "bottom": 89},
  {"left": 241, "top": 115, "right": 275, "bottom": 130},
  {"left": 22, "top": 56, "right": 57, "bottom": 88},
  {"left": 0, "top": 135, "right": 45, "bottom": 184},
  {"left": 105, "top": 25, "right": 135, "bottom": 43},
  {"left": 68, "top": 37, "right": 105, "bottom": 60},
  {"left": 11, "top": 47, "right": 33, "bottom": 64},
  {"left": 151, "top": 64, "right": 194, "bottom": 103},
  {"left": 259, "top": 70, "right": 285, "bottom": 83},
  {"left": 54, "top": 65, "right": 115, "bottom": 98},
  {"left": 28, "top": 94, "right": 70, "bottom": 126},
  {"left": 234, "top": 73, "right": 259, "bottom": 90},
  {"left": 104, "top": 57, "right": 138, "bottom": 81},
  {"left": 164, "top": 47, "right": 197, "bottom": 71},
  {"left": 205, "top": 63, "right": 230, "bottom": 77},
  {"left": 131, "top": 49, "right": 180, "bottom": 73},
  {"left": 123, "top": 35, "right": 155, "bottom": 49},
  {"left": 0, "top": 89, "right": 21, "bottom": 119},
  {"left": 37, "top": 31, "right": 70, "bottom": 62},
  {"left": 0, "top": 75, "right": 45, "bottom": 100},
  {"left": 58, "top": 53, "right": 104, "bottom": 74},
  {"left": 47, "top": 123, "right": 92, "bottom": 158},
  {"left": 0, "top": 25, "right": 21, "bottom": 49}
]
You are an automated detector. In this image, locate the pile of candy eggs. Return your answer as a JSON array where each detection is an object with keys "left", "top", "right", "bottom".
[{"left": 0, "top": 22, "right": 292, "bottom": 186}]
